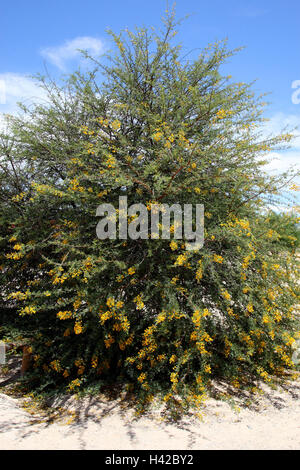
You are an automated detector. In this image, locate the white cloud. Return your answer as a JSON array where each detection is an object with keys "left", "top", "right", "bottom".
[
  {"left": 258, "top": 112, "right": 300, "bottom": 177},
  {"left": 261, "top": 112, "right": 300, "bottom": 150},
  {"left": 0, "top": 73, "right": 47, "bottom": 112},
  {"left": 263, "top": 203, "right": 299, "bottom": 214},
  {"left": 40, "top": 36, "right": 105, "bottom": 71},
  {"left": 261, "top": 150, "right": 299, "bottom": 209},
  {"left": 262, "top": 151, "right": 299, "bottom": 174},
  {"left": 0, "top": 73, "right": 48, "bottom": 130},
  {"left": 250, "top": 113, "right": 300, "bottom": 209}
]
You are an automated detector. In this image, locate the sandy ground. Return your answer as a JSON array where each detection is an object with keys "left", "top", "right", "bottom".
[{"left": 0, "top": 359, "right": 299, "bottom": 450}]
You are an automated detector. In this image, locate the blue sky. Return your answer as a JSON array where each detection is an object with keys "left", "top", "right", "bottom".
[{"left": 0, "top": 0, "right": 299, "bottom": 204}]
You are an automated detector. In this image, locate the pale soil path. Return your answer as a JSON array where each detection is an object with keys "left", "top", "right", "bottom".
[{"left": 0, "top": 369, "right": 299, "bottom": 450}]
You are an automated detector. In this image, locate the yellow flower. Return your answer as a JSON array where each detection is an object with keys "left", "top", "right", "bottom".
[
  {"left": 203, "top": 308, "right": 210, "bottom": 317},
  {"left": 269, "top": 330, "right": 275, "bottom": 340},
  {"left": 74, "top": 321, "right": 83, "bottom": 335},
  {"left": 216, "top": 108, "right": 227, "bottom": 119},
  {"left": 157, "top": 354, "right": 166, "bottom": 362},
  {"left": 138, "top": 373, "right": 147, "bottom": 383},
  {"left": 169, "top": 354, "right": 176, "bottom": 364},
  {"left": 57, "top": 310, "right": 73, "bottom": 320},
  {"left": 174, "top": 254, "right": 187, "bottom": 266},
  {"left": 224, "top": 337, "right": 232, "bottom": 357},
  {"left": 100, "top": 311, "right": 111, "bottom": 324},
  {"left": 105, "top": 155, "right": 116, "bottom": 168},
  {"left": 104, "top": 334, "right": 115, "bottom": 348},
  {"left": 20, "top": 305, "right": 36, "bottom": 316},
  {"left": 274, "top": 310, "right": 282, "bottom": 323},
  {"left": 134, "top": 294, "right": 144, "bottom": 310},
  {"left": 246, "top": 303, "right": 254, "bottom": 313},
  {"left": 170, "top": 372, "right": 178, "bottom": 384},
  {"left": 8, "top": 291, "right": 30, "bottom": 301},
  {"left": 13, "top": 244, "right": 22, "bottom": 251},
  {"left": 232, "top": 378, "right": 240, "bottom": 388},
  {"left": 156, "top": 312, "right": 166, "bottom": 323},
  {"left": 170, "top": 240, "right": 178, "bottom": 251},
  {"left": 128, "top": 267, "right": 136, "bottom": 275},
  {"left": 227, "top": 307, "right": 234, "bottom": 317},
  {"left": 68, "top": 379, "right": 81, "bottom": 391},
  {"left": 221, "top": 290, "right": 231, "bottom": 301},
  {"left": 195, "top": 259, "right": 203, "bottom": 282},
  {"left": 111, "top": 119, "right": 121, "bottom": 130},
  {"left": 213, "top": 254, "right": 223, "bottom": 264},
  {"left": 106, "top": 297, "right": 115, "bottom": 308},
  {"left": 50, "top": 360, "right": 61, "bottom": 372},
  {"left": 152, "top": 132, "right": 163, "bottom": 142}
]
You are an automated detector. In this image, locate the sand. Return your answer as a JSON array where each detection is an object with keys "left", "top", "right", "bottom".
[{"left": 0, "top": 367, "right": 299, "bottom": 450}]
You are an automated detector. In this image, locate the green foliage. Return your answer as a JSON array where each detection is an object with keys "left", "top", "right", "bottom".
[
  {"left": 265, "top": 212, "right": 300, "bottom": 250},
  {"left": 0, "top": 12, "right": 299, "bottom": 406}
]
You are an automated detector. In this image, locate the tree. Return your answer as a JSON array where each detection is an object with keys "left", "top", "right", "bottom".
[{"left": 0, "top": 11, "right": 299, "bottom": 409}]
